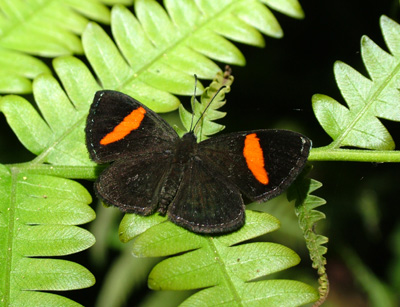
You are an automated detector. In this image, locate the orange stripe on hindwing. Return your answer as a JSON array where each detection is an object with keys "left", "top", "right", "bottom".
[
  {"left": 100, "top": 107, "right": 146, "bottom": 145},
  {"left": 243, "top": 133, "right": 269, "bottom": 185}
]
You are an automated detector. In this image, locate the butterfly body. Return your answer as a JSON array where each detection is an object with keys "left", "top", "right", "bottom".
[
  {"left": 155, "top": 132, "right": 198, "bottom": 215},
  {"left": 86, "top": 90, "right": 311, "bottom": 234}
]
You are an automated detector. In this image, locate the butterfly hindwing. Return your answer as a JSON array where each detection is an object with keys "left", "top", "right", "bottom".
[
  {"left": 86, "top": 90, "right": 178, "bottom": 163},
  {"left": 197, "top": 129, "right": 311, "bottom": 202},
  {"left": 167, "top": 155, "right": 245, "bottom": 234},
  {"left": 94, "top": 152, "right": 174, "bottom": 215}
]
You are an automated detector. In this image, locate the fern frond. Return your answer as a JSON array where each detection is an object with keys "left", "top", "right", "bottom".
[
  {"left": 119, "top": 210, "right": 318, "bottom": 306},
  {"left": 1, "top": 0, "right": 304, "bottom": 160},
  {"left": 260, "top": 0, "right": 304, "bottom": 18},
  {"left": 312, "top": 16, "right": 400, "bottom": 160},
  {"left": 0, "top": 0, "right": 112, "bottom": 56},
  {"left": 0, "top": 64, "right": 100, "bottom": 304},
  {"left": 178, "top": 67, "right": 233, "bottom": 140},
  {"left": 0, "top": 67, "right": 100, "bottom": 166},
  {"left": 81, "top": 0, "right": 303, "bottom": 111},
  {"left": 287, "top": 171, "right": 329, "bottom": 306},
  {"left": 0, "top": 48, "right": 51, "bottom": 94},
  {"left": 0, "top": 0, "right": 118, "bottom": 94},
  {"left": 0, "top": 164, "right": 96, "bottom": 306},
  {"left": 0, "top": 0, "right": 303, "bottom": 104},
  {"left": 0, "top": 2, "right": 307, "bottom": 304}
]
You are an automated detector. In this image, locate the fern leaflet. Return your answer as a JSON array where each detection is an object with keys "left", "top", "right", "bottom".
[{"left": 311, "top": 16, "right": 400, "bottom": 162}]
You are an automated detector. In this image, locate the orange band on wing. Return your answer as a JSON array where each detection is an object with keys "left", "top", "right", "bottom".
[
  {"left": 100, "top": 107, "right": 146, "bottom": 145},
  {"left": 243, "top": 133, "right": 269, "bottom": 185}
]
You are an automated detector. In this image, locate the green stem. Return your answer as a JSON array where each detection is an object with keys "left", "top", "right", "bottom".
[
  {"left": 6, "top": 163, "right": 106, "bottom": 179},
  {"left": 309, "top": 146, "right": 400, "bottom": 162}
]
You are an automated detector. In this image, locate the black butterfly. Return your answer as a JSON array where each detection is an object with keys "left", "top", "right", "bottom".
[{"left": 86, "top": 90, "right": 311, "bottom": 234}]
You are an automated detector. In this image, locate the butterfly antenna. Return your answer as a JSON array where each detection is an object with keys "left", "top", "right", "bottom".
[
  {"left": 189, "top": 75, "right": 198, "bottom": 132},
  {"left": 192, "top": 85, "right": 226, "bottom": 132}
]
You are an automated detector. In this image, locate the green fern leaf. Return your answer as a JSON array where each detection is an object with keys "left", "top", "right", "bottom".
[
  {"left": 287, "top": 171, "right": 329, "bottom": 306},
  {"left": 312, "top": 16, "right": 400, "bottom": 151},
  {"left": 260, "top": 0, "right": 304, "bottom": 19},
  {"left": 0, "top": 2, "right": 307, "bottom": 305},
  {"left": 119, "top": 210, "right": 318, "bottom": 306},
  {"left": 0, "top": 48, "right": 51, "bottom": 94},
  {"left": 0, "top": 0, "right": 112, "bottom": 56},
  {"left": 0, "top": 164, "right": 96, "bottom": 306},
  {"left": 1, "top": 0, "right": 305, "bottom": 160},
  {"left": 0, "top": 0, "right": 120, "bottom": 94},
  {"left": 0, "top": 69, "right": 100, "bottom": 166},
  {"left": 178, "top": 68, "right": 233, "bottom": 140},
  {"left": 0, "top": 62, "right": 100, "bottom": 304},
  {"left": 0, "top": 0, "right": 303, "bottom": 95},
  {"left": 80, "top": 0, "right": 303, "bottom": 111}
]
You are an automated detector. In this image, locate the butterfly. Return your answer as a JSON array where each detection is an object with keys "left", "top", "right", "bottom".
[{"left": 85, "top": 90, "right": 311, "bottom": 234}]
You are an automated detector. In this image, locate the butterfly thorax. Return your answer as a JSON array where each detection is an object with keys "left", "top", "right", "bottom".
[{"left": 171, "top": 132, "right": 198, "bottom": 165}]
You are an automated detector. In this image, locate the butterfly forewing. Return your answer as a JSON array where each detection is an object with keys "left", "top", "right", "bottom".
[
  {"left": 197, "top": 130, "right": 311, "bottom": 202},
  {"left": 86, "top": 90, "right": 178, "bottom": 163}
]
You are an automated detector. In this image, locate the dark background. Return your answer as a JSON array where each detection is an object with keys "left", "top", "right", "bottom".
[{"left": 1, "top": 0, "right": 399, "bottom": 306}]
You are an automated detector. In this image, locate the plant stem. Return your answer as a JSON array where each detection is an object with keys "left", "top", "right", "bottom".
[
  {"left": 6, "top": 163, "right": 105, "bottom": 179},
  {"left": 309, "top": 147, "right": 400, "bottom": 162}
]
